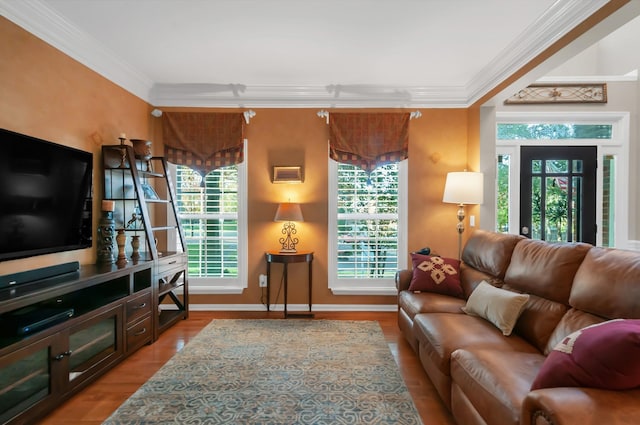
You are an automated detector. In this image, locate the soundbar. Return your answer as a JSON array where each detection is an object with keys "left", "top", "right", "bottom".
[{"left": 0, "top": 261, "right": 80, "bottom": 289}]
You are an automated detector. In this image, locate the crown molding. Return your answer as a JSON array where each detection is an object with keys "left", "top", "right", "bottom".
[
  {"left": 1, "top": 0, "right": 607, "bottom": 108},
  {"left": 149, "top": 83, "right": 469, "bottom": 108},
  {"left": 466, "top": 0, "right": 610, "bottom": 106}
]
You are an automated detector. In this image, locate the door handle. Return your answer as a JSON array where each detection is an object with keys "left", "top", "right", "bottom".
[{"left": 521, "top": 226, "right": 529, "bottom": 235}]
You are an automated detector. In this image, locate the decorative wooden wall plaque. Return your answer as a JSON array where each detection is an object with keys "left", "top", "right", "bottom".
[{"left": 505, "top": 83, "right": 607, "bottom": 104}]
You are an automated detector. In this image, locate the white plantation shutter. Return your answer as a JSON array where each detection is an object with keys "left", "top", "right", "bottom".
[
  {"left": 175, "top": 165, "right": 239, "bottom": 278},
  {"left": 329, "top": 160, "right": 407, "bottom": 295},
  {"left": 337, "top": 163, "right": 399, "bottom": 278},
  {"left": 172, "top": 158, "right": 248, "bottom": 295}
]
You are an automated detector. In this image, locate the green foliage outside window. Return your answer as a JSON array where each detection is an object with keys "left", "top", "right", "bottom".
[
  {"left": 176, "top": 165, "right": 238, "bottom": 278},
  {"left": 497, "top": 124, "right": 612, "bottom": 140},
  {"left": 337, "top": 163, "right": 399, "bottom": 279}
]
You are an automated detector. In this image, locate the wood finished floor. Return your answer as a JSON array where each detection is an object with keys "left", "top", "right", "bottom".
[{"left": 38, "top": 311, "right": 455, "bottom": 425}]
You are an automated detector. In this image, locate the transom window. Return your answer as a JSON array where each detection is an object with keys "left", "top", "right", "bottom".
[{"left": 497, "top": 123, "right": 613, "bottom": 140}]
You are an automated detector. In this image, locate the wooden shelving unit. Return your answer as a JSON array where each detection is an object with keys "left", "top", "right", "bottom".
[{"left": 102, "top": 145, "right": 188, "bottom": 341}]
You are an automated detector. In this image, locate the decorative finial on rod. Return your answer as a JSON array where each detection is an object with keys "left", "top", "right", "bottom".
[
  {"left": 243, "top": 110, "right": 256, "bottom": 124},
  {"left": 317, "top": 110, "right": 329, "bottom": 124}
]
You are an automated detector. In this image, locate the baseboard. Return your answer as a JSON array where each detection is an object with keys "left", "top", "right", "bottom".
[
  {"left": 189, "top": 303, "right": 397, "bottom": 312},
  {"left": 627, "top": 240, "right": 640, "bottom": 252}
]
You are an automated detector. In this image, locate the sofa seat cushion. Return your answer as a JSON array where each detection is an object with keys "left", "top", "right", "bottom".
[
  {"left": 451, "top": 348, "right": 546, "bottom": 425},
  {"left": 398, "top": 291, "right": 466, "bottom": 320},
  {"left": 413, "top": 312, "right": 539, "bottom": 376}
]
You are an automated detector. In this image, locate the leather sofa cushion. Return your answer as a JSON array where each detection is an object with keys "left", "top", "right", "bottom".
[
  {"left": 451, "top": 348, "right": 546, "bottom": 425},
  {"left": 398, "top": 291, "right": 466, "bottom": 320},
  {"left": 461, "top": 230, "right": 524, "bottom": 280},
  {"left": 413, "top": 313, "right": 539, "bottom": 376},
  {"left": 544, "top": 308, "right": 605, "bottom": 355},
  {"left": 513, "top": 294, "right": 569, "bottom": 353},
  {"left": 570, "top": 247, "right": 640, "bottom": 319},
  {"left": 504, "top": 239, "right": 591, "bottom": 304},
  {"left": 459, "top": 263, "right": 499, "bottom": 298}
]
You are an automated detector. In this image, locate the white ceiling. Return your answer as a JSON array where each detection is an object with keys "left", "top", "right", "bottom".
[{"left": 0, "top": 0, "right": 629, "bottom": 107}]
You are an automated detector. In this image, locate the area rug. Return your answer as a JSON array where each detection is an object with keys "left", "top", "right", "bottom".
[{"left": 103, "top": 319, "right": 422, "bottom": 424}]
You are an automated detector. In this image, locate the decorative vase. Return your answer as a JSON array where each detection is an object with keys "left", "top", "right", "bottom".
[
  {"left": 130, "top": 235, "right": 141, "bottom": 262},
  {"left": 96, "top": 211, "right": 116, "bottom": 264},
  {"left": 131, "top": 139, "right": 152, "bottom": 160},
  {"left": 131, "top": 139, "right": 153, "bottom": 171},
  {"left": 116, "top": 229, "right": 128, "bottom": 267}
]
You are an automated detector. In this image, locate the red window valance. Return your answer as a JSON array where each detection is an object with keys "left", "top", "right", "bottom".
[
  {"left": 162, "top": 112, "right": 245, "bottom": 176},
  {"left": 329, "top": 112, "right": 410, "bottom": 172}
]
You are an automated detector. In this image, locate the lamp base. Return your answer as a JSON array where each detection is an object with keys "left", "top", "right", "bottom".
[
  {"left": 278, "top": 221, "right": 299, "bottom": 253},
  {"left": 279, "top": 248, "right": 297, "bottom": 253},
  {"left": 456, "top": 204, "right": 465, "bottom": 260}
]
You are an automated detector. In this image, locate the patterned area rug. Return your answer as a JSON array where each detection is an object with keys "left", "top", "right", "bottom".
[{"left": 103, "top": 319, "right": 422, "bottom": 424}]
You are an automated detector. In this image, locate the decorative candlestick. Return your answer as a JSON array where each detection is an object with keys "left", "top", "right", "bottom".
[
  {"left": 130, "top": 235, "right": 140, "bottom": 262},
  {"left": 116, "top": 229, "right": 128, "bottom": 267},
  {"left": 118, "top": 134, "right": 128, "bottom": 168},
  {"left": 96, "top": 210, "right": 116, "bottom": 264}
]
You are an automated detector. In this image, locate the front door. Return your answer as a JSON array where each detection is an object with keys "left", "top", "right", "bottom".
[{"left": 520, "top": 146, "right": 596, "bottom": 244}]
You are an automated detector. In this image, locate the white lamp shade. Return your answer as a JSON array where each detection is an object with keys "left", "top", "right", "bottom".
[
  {"left": 274, "top": 202, "right": 304, "bottom": 222},
  {"left": 442, "top": 171, "right": 484, "bottom": 205}
]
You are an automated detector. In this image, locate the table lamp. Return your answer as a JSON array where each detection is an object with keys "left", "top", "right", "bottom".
[{"left": 274, "top": 202, "right": 304, "bottom": 253}]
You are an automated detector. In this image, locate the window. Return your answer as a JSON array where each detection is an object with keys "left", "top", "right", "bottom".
[
  {"left": 497, "top": 123, "right": 613, "bottom": 140},
  {"left": 171, "top": 152, "right": 247, "bottom": 294},
  {"left": 328, "top": 160, "right": 407, "bottom": 295},
  {"left": 496, "top": 153, "right": 511, "bottom": 233}
]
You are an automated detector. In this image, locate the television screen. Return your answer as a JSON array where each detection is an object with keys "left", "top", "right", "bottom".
[{"left": 0, "top": 128, "right": 93, "bottom": 261}]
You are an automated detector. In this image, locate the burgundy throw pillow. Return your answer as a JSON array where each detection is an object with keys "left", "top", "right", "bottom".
[
  {"left": 408, "top": 254, "right": 463, "bottom": 298},
  {"left": 531, "top": 319, "right": 640, "bottom": 391}
]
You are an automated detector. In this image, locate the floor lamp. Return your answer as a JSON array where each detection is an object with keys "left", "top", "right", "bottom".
[{"left": 442, "top": 171, "right": 484, "bottom": 259}]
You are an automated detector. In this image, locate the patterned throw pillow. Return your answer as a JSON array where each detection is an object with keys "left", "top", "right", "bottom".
[
  {"left": 531, "top": 319, "right": 640, "bottom": 390},
  {"left": 408, "top": 254, "right": 464, "bottom": 298}
]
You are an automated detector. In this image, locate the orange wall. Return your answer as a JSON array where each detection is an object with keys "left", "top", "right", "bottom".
[
  {"left": 0, "top": 17, "right": 152, "bottom": 275},
  {"left": 1, "top": 17, "right": 470, "bottom": 307}
]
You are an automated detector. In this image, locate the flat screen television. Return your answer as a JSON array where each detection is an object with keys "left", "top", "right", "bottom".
[{"left": 0, "top": 128, "right": 93, "bottom": 262}]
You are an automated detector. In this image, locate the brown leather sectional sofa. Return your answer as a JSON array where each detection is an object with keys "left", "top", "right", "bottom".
[{"left": 396, "top": 229, "right": 640, "bottom": 425}]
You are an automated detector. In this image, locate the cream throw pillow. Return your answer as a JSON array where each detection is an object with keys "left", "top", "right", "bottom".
[{"left": 462, "top": 280, "right": 529, "bottom": 336}]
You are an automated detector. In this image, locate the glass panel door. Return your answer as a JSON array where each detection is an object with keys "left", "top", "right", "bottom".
[
  {"left": 66, "top": 305, "right": 123, "bottom": 388},
  {"left": 520, "top": 146, "right": 596, "bottom": 244},
  {"left": 0, "top": 335, "right": 58, "bottom": 424}
]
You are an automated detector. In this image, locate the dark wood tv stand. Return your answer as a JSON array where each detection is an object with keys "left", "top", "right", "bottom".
[{"left": 0, "top": 261, "right": 155, "bottom": 425}]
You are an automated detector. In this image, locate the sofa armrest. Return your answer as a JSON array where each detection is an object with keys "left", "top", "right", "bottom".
[
  {"left": 395, "top": 269, "right": 412, "bottom": 292},
  {"left": 521, "top": 387, "right": 640, "bottom": 425}
]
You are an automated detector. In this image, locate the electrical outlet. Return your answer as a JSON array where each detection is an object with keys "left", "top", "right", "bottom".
[
  {"left": 259, "top": 274, "right": 267, "bottom": 287},
  {"left": 469, "top": 215, "right": 476, "bottom": 227}
]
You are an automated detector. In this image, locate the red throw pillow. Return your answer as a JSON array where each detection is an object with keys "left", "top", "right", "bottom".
[
  {"left": 531, "top": 319, "right": 640, "bottom": 390},
  {"left": 408, "top": 254, "right": 464, "bottom": 298}
]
